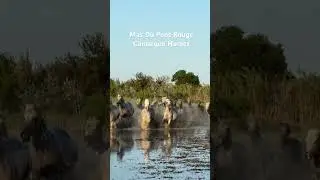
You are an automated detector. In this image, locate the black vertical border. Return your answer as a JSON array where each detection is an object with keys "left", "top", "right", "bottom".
[
  {"left": 105, "top": 0, "right": 110, "bottom": 179},
  {"left": 210, "top": 0, "right": 217, "bottom": 179}
]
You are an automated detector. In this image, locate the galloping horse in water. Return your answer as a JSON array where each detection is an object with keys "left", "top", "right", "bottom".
[
  {"left": 116, "top": 95, "right": 134, "bottom": 119},
  {"left": 140, "top": 99, "right": 157, "bottom": 130},
  {"left": 109, "top": 95, "right": 134, "bottom": 129},
  {"left": 162, "top": 98, "right": 178, "bottom": 128},
  {"left": 20, "top": 104, "right": 78, "bottom": 179}
]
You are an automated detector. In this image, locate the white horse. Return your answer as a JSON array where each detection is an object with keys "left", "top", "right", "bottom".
[
  {"left": 140, "top": 99, "right": 158, "bottom": 130},
  {"left": 162, "top": 98, "right": 178, "bottom": 127}
]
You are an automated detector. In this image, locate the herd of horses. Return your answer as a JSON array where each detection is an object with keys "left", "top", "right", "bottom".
[
  {"left": 110, "top": 94, "right": 210, "bottom": 130},
  {"left": 4, "top": 97, "right": 320, "bottom": 179},
  {"left": 212, "top": 118, "right": 320, "bottom": 180},
  {"left": 0, "top": 95, "right": 210, "bottom": 180}
]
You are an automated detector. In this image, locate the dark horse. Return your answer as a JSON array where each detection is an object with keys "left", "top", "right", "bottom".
[
  {"left": 0, "top": 115, "right": 32, "bottom": 180},
  {"left": 20, "top": 104, "right": 78, "bottom": 179}
]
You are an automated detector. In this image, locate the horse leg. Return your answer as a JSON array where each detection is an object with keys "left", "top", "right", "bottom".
[
  {"left": 312, "top": 174, "right": 319, "bottom": 180},
  {"left": 162, "top": 119, "right": 166, "bottom": 127},
  {"left": 39, "top": 154, "right": 69, "bottom": 179},
  {"left": 39, "top": 163, "right": 62, "bottom": 179},
  {"left": 0, "top": 164, "right": 10, "bottom": 180},
  {"left": 35, "top": 150, "right": 46, "bottom": 172},
  {"left": 22, "top": 158, "right": 32, "bottom": 180},
  {"left": 167, "top": 118, "right": 171, "bottom": 127}
]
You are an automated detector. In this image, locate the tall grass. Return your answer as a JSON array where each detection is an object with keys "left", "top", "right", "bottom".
[{"left": 214, "top": 69, "right": 320, "bottom": 130}]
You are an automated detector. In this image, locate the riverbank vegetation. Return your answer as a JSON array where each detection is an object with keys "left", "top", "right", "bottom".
[
  {"left": 0, "top": 33, "right": 107, "bottom": 127},
  {"left": 212, "top": 26, "right": 319, "bottom": 131},
  {"left": 110, "top": 70, "right": 210, "bottom": 103}
]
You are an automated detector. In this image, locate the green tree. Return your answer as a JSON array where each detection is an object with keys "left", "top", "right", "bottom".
[
  {"left": 133, "top": 72, "right": 154, "bottom": 91},
  {"left": 78, "top": 33, "right": 107, "bottom": 95},
  {"left": 172, "top": 70, "right": 200, "bottom": 86},
  {"left": 110, "top": 79, "right": 120, "bottom": 97},
  {"left": 211, "top": 25, "right": 288, "bottom": 77},
  {"left": 79, "top": 32, "right": 106, "bottom": 58}
]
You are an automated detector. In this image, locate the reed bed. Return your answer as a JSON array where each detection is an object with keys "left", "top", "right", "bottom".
[{"left": 214, "top": 70, "right": 320, "bottom": 131}]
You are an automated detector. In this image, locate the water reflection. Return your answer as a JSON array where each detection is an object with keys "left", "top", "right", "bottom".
[
  {"left": 138, "top": 130, "right": 160, "bottom": 162},
  {"left": 110, "top": 128, "right": 210, "bottom": 180},
  {"left": 161, "top": 129, "right": 173, "bottom": 160},
  {"left": 110, "top": 129, "right": 134, "bottom": 161}
]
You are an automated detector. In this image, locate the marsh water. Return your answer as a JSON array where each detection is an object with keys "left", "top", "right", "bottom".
[{"left": 110, "top": 127, "right": 210, "bottom": 180}]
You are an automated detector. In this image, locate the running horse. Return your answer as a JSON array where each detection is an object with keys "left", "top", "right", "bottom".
[{"left": 20, "top": 104, "right": 78, "bottom": 179}]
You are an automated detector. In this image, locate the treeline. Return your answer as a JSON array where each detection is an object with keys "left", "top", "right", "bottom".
[
  {"left": 212, "top": 26, "right": 319, "bottom": 130},
  {"left": 0, "top": 33, "right": 107, "bottom": 119},
  {"left": 111, "top": 70, "right": 209, "bottom": 103}
]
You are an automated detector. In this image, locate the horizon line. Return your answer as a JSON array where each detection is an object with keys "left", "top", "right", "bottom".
[{"left": 110, "top": 76, "right": 210, "bottom": 85}]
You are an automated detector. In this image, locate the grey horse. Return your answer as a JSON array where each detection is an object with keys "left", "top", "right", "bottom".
[
  {"left": 20, "top": 104, "right": 78, "bottom": 179},
  {"left": 279, "top": 122, "right": 303, "bottom": 164},
  {"left": 175, "top": 99, "right": 183, "bottom": 111},
  {"left": 305, "top": 128, "right": 320, "bottom": 179},
  {"left": 162, "top": 98, "right": 178, "bottom": 128},
  {"left": 246, "top": 115, "right": 261, "bottom": 145}
]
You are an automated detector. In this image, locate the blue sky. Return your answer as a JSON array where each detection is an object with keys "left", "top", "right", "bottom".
[{"left": 110, "top": 0, "right": 210, "bottom": 84}]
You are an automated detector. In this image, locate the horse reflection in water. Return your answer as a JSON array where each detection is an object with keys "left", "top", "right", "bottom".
[
  {"left": 84, "top": 117, "right": 108, "bottom": 155},
  {"left": 138, "top": 130, "right": 162, "bottom": 162},
  {"left": 83, "top": 116, "right": 109, "bottom": 180},
  {"left": 138, "top": 129, "right": 178, "bottom": 162},
  {"left": 161, "top": 129, "right": 173, "bottom": 159},
  {"left": 110, "top": 130, "right": 134, "bottom": 161},
  {"left": 110, "top": 127, "right": 210, "bottom": 179}
]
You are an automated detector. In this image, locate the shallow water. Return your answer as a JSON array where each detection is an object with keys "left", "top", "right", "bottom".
[{"left": 110, "top": 127, "right": 210, "bottom": 180}]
